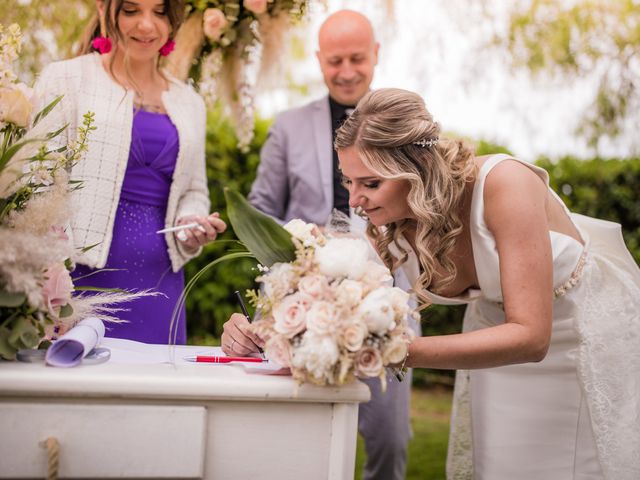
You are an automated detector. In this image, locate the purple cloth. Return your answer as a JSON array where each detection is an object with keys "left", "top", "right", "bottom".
[{"left": 73, "top": 110, "right": 187, "bottom": 344}]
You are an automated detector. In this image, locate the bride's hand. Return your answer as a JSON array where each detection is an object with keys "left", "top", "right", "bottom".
[{"left": 221, "top": 313, "right": 264, "bottom": 356}]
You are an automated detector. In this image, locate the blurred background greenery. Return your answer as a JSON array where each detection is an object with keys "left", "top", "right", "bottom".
[{"left": 3, "top": 1, "right": 639, "bottom": 477}]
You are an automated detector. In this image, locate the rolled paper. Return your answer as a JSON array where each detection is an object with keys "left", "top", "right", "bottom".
[{"left": 45, "top": 317, "right": 106, "bottom": 367}]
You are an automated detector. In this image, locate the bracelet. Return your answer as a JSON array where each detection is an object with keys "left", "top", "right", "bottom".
[{"left": 394, "top": 348, "right": 410, "bottom": 382}]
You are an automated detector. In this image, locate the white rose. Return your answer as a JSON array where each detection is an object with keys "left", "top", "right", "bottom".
[
  {"left": 341, "top": 321, "right": 367, "bottom": 352},
  {"left": 261, "top": 262, "right": 295, "bottom": 299},
  {"left": 265, "top": 335, "right": 292, "bottom": 367},
  {"left": 273, "top": 293, "right": 308, "bottom": 338},
  {"left": 306, "top": 301, "right": 338, "bottom": 335},
  {"left": 364, "top": 261, "right": 394, "bottom": 287},
  {"left": 283, "top": 219, "right": 319, "bottom": 245},
  {"left": 0, "top": 84, "right": 33, "bottom": 127},
  {"left": 355, "top": 346, "right": 383, "bottom": 378},
  {"left": 298, "top": 274, "right": 330, "bottom": 300},
  {"left": 335, "top": 279, "right": 363, "bottom": 308},
  {"left": 203, "top": 8, "right": 228, "bottom": 41},
  {"left": 381, "top": 336, "right": 408, "bottom": 364},
  {"left": 358, "top": 287, "right": 396, "bottom": 335},
  {"left": 292, "top": 333, "right": 339, "bottom": 380},
  {"left": 315, "top": 238, "right": 369, "bottom": 279},
  {"left": 389, "top": 287, "right": 411, "bottom": 318}
]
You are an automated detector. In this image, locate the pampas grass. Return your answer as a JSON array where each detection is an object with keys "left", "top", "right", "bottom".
[{"left": 164, "top": 11, "right": 205, "bottom": 81}]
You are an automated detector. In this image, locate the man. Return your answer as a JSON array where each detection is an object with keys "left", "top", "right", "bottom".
[{"left": 248, "top": 10, "right": 414, "bottom": 480}]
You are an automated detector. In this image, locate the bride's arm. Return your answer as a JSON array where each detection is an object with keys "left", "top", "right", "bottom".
[{"left": 407, "top": 160, "right": 554, "bottom": 369}]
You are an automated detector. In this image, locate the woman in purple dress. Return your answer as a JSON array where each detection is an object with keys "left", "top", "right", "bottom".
[{"left": 35, "top": 0, "right": 225, "bottom": 344}]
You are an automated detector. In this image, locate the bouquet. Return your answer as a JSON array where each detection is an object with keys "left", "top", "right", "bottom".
[
  {"left": 222, "top": 189, "right": 416, "bottom": 388},
  {"left": 0, "top": 24, "right": 143, "bottom": 360}
]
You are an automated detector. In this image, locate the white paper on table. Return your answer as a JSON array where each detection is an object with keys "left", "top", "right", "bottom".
[
  {"left": 100, "top": 337, "right": 285, "bottom": 373},
  {"left": 45, "top": 317, "right": 105, "bottom": 367}
]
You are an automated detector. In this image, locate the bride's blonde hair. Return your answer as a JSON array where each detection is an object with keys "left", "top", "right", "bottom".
[{"left": 335, "top": 88, "right": 476, "bottom": 306}]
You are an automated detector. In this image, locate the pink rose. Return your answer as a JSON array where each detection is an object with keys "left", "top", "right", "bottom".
[
  {"left": 243, "top": 0, "right": 268, "bottom": 14},
  {"left": 0, "top": 83, "right": 33, "bottom": 128},
  {"left": 341, "top": 321, "right": 367, "bottom": 352},
  {"left": 203, "top": 8, "right": 228, "bottom": 42},
  {"left": 50, "top": 226, "right": 69, "bottom": 241},
  {"left": 298, "top": 274, "right": 330, "bottom": 300},
  {"left": 42, "top": 263, "right": 74, "bottom": 317},
  {"left": 265, "top": 335, "right": 293, "bottom": 367},
  {"left": 355, "top": 347, "right": 383, "bottom": 378},
  {"left": 306, "top": 301, "right": 338, "bottom": 335},
  {"left": 273, "top": 293, "right": 308, "bottom": 338}
]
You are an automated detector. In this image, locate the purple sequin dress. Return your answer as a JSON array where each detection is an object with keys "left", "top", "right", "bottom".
[{"left": 73, "top": 110, "right": 186, "bottom": 344}]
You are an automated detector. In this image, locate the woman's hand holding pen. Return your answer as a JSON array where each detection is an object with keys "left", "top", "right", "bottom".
[
  {"left": 175, "top": 212, "right": 227, "bottom": 252},
  {"left": 221, "top": 313, "right": 265, "bottom": 356}
]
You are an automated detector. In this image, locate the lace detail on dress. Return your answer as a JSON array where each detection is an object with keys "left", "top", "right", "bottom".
[
  {"left": 574, "top": 255, "right": 640, "bottom": 479},
  {"left": 554, "top": 249, "right": 587, "bottom": 298},
  {"left": 446, "top": 369, "right": 473, "bottom": 479}
]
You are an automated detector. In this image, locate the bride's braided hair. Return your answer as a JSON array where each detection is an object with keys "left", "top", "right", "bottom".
[{"left": 335, "top": 88, "right": 476, "bottom": 307}]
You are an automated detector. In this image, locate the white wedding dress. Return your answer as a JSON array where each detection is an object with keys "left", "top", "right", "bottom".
[{"left": 395, "top": 154, "right": 640, "bottom": 479}]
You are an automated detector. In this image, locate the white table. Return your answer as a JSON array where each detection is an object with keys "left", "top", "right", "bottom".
[{"left": 0, "top": 342, "right": 370, "bottom": 480}]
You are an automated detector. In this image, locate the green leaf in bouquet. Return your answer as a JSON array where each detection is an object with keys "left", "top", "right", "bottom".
[
  {"left": 224, "top": 187, "right": 295, "bottom": 267},
  {"left": 32, "top": 95, "right": 64, "bottom": 127},
  {"left": 58, "top": 303, "right": 73, "bottom": 318},
  {"left": 73, "top": 285, "right": 127, "bottom": 293},
  {"left": 0, "top": 326, "right": 18, "bottom": 360},
  {"left": 7, "top": 316, "right": 40, "bottom": 350},
  {"left": 0, "top": 289, "right": 26, "bottom": 308},
  {"left": 79, "top": 242, "right": 101, "bottom": 253},
  {"left": 0, "top": 123, "right": 68, "bottom": 170}
]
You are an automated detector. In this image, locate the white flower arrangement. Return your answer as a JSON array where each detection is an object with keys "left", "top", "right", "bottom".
[
  {"left": 0, "top": 24, "right": 149, "bottom": 360},
  {"left": 247, "top": 219, "right": 416, "bottom": 387}
]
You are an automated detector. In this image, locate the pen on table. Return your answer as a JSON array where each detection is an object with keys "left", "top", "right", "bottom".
[
  {"left": 156, "top": 223, "right": 206, "bottom": 234},
  {"left": 184, "top": 355, "right": 266, "bottom": 363},
  {"left": 234, "top": 290, "right": 265, "bottom": 358}
]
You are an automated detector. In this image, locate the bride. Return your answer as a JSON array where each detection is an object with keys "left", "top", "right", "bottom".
[{"left": 335, "top": 88, "right": 640, "bottom": 479}]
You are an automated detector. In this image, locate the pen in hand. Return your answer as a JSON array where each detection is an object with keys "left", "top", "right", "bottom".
[
  {"left": 234, "top": 290, "right": 265, "bottom": 357},
  {"left": 155, "top": 223, "right": 206, "bottom": 234}
]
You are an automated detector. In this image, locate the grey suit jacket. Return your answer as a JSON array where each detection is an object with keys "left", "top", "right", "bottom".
[{"left": 249, "top": 96, "right": 338, "bottom": 225}]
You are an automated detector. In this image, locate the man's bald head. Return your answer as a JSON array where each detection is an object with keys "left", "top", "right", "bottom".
[{"left": 316, "top": 10, "right": 379, "bottom": 106}]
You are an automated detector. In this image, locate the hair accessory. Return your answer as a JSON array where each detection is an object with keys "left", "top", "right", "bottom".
[
  {"left": 159, "top": 39, "right": 175, "bottom": 57},
  {"left": 93, "top": 13, "right": 112, "bottom": 54},
  {"left": 412, "top": 137, "right": 439, "bottom": 148}
]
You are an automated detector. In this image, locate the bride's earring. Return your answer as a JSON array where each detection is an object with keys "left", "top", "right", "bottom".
[{"left": 92, "top": 13, "right": 112, "bottom": 54}]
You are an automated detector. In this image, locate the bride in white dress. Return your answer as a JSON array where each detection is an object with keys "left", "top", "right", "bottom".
[{"left": 335, "top": 88, "right": 640, "bottom": 480}]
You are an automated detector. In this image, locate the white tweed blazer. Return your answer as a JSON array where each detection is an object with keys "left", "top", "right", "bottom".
[{"left": 35, "top": 53, "right": 210, "bottom": 272}]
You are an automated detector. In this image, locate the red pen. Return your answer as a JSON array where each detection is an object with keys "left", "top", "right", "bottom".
[{"left": 184, "top": 355, "right": 266, "bottom": 363}]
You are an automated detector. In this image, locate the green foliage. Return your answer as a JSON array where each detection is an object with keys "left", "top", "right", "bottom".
[
  {"left": 184, "top": 108, "right": 270, "bottom": 342},
  {"left": 1, "top": 0, "right": 93, "bottom": 81},
  {"left": 537, "top": 155, "right": 640, "bottom": 263},
  {"left": 497, "top": 0, "right": 640, "bottom": 147},
  {"left": 224, "top": 187, "right": 295, "bottom": 267},
  {"left": 355, "top": 387, "right": 452, "bottom": 480}
]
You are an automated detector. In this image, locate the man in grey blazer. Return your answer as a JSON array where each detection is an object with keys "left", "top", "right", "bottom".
[{"left": 248, "top": 10, "right": 415, "bottom": 480}]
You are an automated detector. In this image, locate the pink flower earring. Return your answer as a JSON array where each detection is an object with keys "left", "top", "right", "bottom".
[
  {"left": 92, "top": 13, "right": 112, "bottom": 54},
  {"left": 159, "top": 39, "right": 175, "bottom": 57}
]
